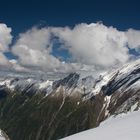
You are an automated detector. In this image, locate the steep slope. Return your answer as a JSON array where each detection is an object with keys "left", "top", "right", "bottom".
[{"left": 62, "top": 109, "right": 140, "bottom": 140}]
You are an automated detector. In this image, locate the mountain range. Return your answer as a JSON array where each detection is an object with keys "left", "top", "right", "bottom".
[{"left": 0, "top": 60, "right": 140, "bottom": 140}]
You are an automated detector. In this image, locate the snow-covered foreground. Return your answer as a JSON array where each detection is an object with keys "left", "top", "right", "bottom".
[
  {"left": 0, "top": 130, "right": 5, "bottom": 140},
  {"left": 62, "top": 110, "right": 140, "bottom": 140},
  {"left": 0, "top": 136, "right": 4, "bottom": 140},
  {"left": 0, "top": 137, "right": 5, "bottom": 140}
]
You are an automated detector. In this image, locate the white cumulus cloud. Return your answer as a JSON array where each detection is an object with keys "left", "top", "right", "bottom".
[
  {"left": 1, "top": 22, "right": 140, "bottom": 76},
  {"left": 52, "top": 23, "right": 129, "bottom": 69},
  {"left": 0, "top": 52, "right": 10, "bottom": 66},
  {"left": 12, "top": 27, "right": 62, "bottom": 72},
  {"left": 125, "top": 29, "right": 140, "bottom": 49},
  {"left": 0, "top": 23, "right": 12, "bottom": 67},
  {"left": 0, "top": 23, "right": 12, "bottom": 52}
]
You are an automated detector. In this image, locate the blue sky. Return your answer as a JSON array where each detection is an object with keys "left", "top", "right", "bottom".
[
  {"left": 0, "top": 0, "right": 140, "bottom": 75},
  {"left": 1, "top": 0, "right": 140, "bottom": 34},
  {"left": 0, "top": 0, "right": 140, "bottom": 60}
]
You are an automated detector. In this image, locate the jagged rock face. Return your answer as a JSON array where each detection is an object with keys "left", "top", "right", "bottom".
[
  {"left": 0, "top": 73, "right": 94, "bottom": 97},
  {"left": 53, "top": 73, "right": 80, "bottom": 89},
  {"left": 90, "top": 60, "right": 140, "bottom": 117},
  {"left": 0, "top": 60, "right": 140, "bottom": 140}
]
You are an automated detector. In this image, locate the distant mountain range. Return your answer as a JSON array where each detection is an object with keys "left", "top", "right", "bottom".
[{"left": 0, "top": 60, "right": 140, "bottom": 140}]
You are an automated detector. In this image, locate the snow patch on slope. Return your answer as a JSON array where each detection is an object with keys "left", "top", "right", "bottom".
[{"left": 39, "top": 80, "right": 53, "bottom": 89}]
